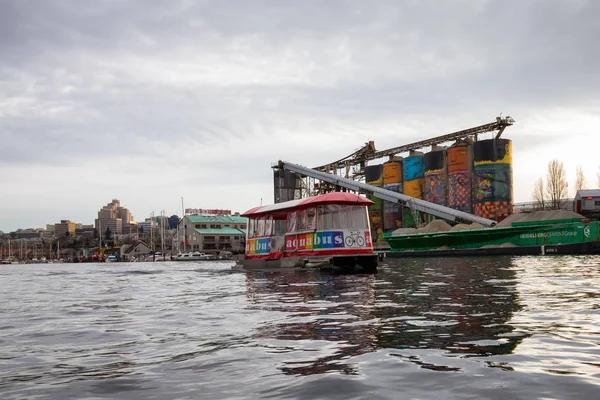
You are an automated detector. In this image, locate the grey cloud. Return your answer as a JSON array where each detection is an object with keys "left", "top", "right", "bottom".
[{"left": 1, "top": 0, "right": 600, "bottom": 230}]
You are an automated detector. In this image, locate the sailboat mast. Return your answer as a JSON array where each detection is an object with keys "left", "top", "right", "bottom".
[
  {"left": 151, "top": 211, "right": 154, "bottom": 253},
  {"left": 181, "top": 197, "right": 186, "bottom": 253},
  {"left": 160, "top": 210, "right": 165, "bottom": 260},
  {"left": 162, "top": 210, "right": 165, "bottom": 252}
]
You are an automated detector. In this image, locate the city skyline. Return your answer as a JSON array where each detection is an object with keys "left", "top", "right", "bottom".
[
  {"left": 0, "top": 197, "right": 241, "bottom": 233},
  {"left": 2, "top": 1, "right": 600, "bottom": 232}
]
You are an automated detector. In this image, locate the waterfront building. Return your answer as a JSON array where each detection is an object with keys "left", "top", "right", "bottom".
[
  {"left": 12, "top": 229, "right": 41, "bottom": 240},
  {"left": 123, "top": 222, "right": 140, "bottom": 236},
  {"left": 574, "top": 189, "right": 600, "bottom": 219},
  {"left": 75, "top": 226, "right": 96, "bottom": 238},
  {"left": 139, "top": 219, "right": 158, "bottom": 231},
  {"left": 55, "top": 220, "right": 76, "bottom": 237},
  {"left": 177, "top": 214, "right": 247, "bottom": 253},
  {"left": 95, "top": 217, "right": 123, "bottom": 235},
  {"left": 168, "top": 215, "right": 180, "bottom": 230},
  {"left": 120, "top": 241, "right": 151, "bottom": 261},
  {"left": 95, "top": 199, "right": 133, "bottom": 234}
]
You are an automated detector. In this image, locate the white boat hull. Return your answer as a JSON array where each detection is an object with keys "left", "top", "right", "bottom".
[{"left": 174, "top": 252, "right": 216, "bottom": 261}]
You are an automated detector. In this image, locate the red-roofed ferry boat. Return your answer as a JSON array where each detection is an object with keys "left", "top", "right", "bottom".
[{"left": 238, "top": 192, "right": 378, "bottom": 273}]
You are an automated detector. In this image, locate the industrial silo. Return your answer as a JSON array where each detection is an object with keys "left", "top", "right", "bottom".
[
  {"left": 424, "top": 146, "right": 448, "bottom": 222},
  {"left": 473, "top": 138, "right": 513, "bottom": 222},
  {"left": 365, "top": 164, "right": 383, "bottom": 241},
  {"left": 382, "top": 159, "right": 403, "bottom": 231},
  {"left": 402, "top": 151, "right": 425, "bottom": 227},
  {"left": 447, "top": 139, "right": 474, "bottom": 214}
]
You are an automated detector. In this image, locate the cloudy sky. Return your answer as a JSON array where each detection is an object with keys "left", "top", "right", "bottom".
[{"left": 1, "top": 0, "right": 599, "bottom": 231}]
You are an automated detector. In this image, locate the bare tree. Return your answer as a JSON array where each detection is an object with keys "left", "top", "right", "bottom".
[
  {"left": 532, "top": 177, "right": 545, "bottom": 210},
  {"left": 545, "top": 160, "right": 568, "bottom": 209},
  {"left": 575, "top": 165, "right": 586, "bottom": 192}
]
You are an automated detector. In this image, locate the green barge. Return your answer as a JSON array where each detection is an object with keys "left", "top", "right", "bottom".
[{"left": 384, "top": 217, "right": 600, "bottom": 257}]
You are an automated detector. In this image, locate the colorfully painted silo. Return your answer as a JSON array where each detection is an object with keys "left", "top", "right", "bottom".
[
  {"left": 424, "top": 146, "right": 448, "bottom": 202},
  {"left": 447, "top": 139, "right": 474, "bottom": 214},
  {"left": 402, "top": 151, "right": 425, "bottom": 227},
  {"left": 424, "top": 147, "right": 448, "bottom": 223},
  {"left": 473, "top": 138, "right": 513, "bottom": 222},
  {"left": 365, "top": 164, "right": 384, "bottom": 240},
  {"left": 383, "top": 159, "right": 403, "bottom": 231}
]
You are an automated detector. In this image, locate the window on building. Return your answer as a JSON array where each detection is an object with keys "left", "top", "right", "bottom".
[
  {"left": 201, "top": 224, "right": 207, "bottom": 229},
  {"left": 210, "top": 224, "right": 220, "bottom": 229},
  {"left": 241, "top": 224, "right": 247, "bottom": 229},
  {"left": 595, "top": 201, "right": 600, "bottom": 206},
  {"left": 195, "top": 224, "right": 201, "bottom": 229}
]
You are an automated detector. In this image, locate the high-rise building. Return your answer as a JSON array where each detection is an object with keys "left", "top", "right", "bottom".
[
  {"left": 95, "top": 199, "right": 134, "bottom": 234},
  {"left": 55, "top": 220, "right": 76, "bottom": 237}
]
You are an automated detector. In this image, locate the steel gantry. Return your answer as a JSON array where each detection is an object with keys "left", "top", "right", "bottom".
[{"left": 313, "top": 116, "right": 515, "bottom": 177}]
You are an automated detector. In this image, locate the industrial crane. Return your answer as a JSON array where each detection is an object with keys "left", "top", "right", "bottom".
[
  {"left": 271, "top": 115, "right": 515, "bottom": 226},
  {"left": 314, "top": 115, "right": 515, "bottom": 177}
]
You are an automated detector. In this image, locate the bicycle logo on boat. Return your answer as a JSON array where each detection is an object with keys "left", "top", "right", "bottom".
[{"left": 345, "top": 230, "right": 365, "bottom": 247}]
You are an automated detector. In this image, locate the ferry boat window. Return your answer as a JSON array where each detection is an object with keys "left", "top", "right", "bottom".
[
  {"left": 274, "top": 219, "right": 286, "bottom": 236},
  {"left": 297, "top": 209, "right": 307, "bottom": 231},
  {"left": 316, "top": 205, "right": 368, "bottom": 230},
  {"left": 317, "top": 205, "right": 338, "bottom": 230},
  {"left": 257, "top": 218, "right": 266, "bottom": 237},
  {"left": 307, "top": 207, "right": 317, "bottom": 230},
  {"left": 265, "top": 216, "right": 273, "bottom": 236},
  {"left": 286, "top": 211, "right": 297, "bottom": 233},
  {"left": 342, "top": 205, "right": 369, "bottom": 229},
  {"left": 248, "top": 219, "right": 256, "bottom": 238}
]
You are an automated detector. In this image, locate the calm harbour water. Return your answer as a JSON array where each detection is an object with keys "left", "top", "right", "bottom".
[{"left": 1, "top": 256, "right": 599, "bottom": 399}]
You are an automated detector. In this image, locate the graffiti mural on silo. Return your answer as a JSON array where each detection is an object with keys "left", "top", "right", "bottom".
[
  {"left": 424, "top": 148, "right": 448, "bottom": 206},
  {"left": 403, "top": 154, "right": 425, "bottom": 181},
  {"left": 402, "top": 152, "right": 425, "bottom": 227},
  {"left": 383, "top": 160, "right": 403, "bottom": 230},
  {"left": 365, "top": 164, "right": 383, "bottom": 240},
  {"left": 447, "top": 140, "right": 473, "bottom": 213},
  {"left": 473, "top": 138, "right": 513, "bottom": 221}
]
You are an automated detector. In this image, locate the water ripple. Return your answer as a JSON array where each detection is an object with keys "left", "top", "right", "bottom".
[{"left": 1, "top": 257, "right": 599, "bottom": 399}]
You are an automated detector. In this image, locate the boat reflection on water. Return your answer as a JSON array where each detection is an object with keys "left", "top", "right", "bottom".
[{"left": 244, "top": 256, "right": 525, "bottom": 375}]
